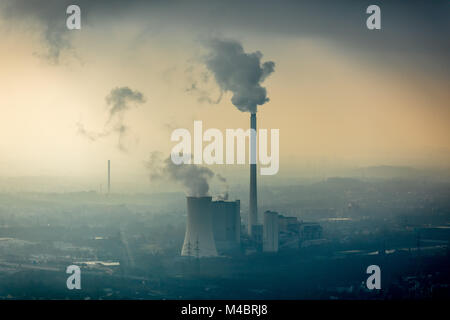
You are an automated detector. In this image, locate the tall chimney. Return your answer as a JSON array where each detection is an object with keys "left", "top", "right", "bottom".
[
  {"left": 249, "top": 113, "right": 257, "bottom": 236},
  {"left": 108, "top": 160, "right": 111, "bottom": 194}
]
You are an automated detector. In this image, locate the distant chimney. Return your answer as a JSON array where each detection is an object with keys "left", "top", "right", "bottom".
[
  {"left": 249, "top": 113, "right": 257, "bottom": 236},
  {"left": 108, "top": 160, "right": 111, "bottom": 194}
]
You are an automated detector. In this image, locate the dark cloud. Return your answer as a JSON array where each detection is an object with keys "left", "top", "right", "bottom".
[
  {"left": 1, "top": 0, "right": 74, "bottom": 63},
  {"left": 1, "top": 0, "right": 448, "bottom": 72},
  {"left": 203, "top": 38, "right": 275, "bottom": 113}
]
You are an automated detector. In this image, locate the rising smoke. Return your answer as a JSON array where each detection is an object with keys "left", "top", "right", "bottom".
[
  {"left": 215, "top": 174, "right": 229, "bottom": 200},
  {"left": 146, "top": 152, "right": 228, "bottom": 197},
  {"left": 77, "top": 86, "right": 145, "bottom": 152},
  {"left": 185, "top": 66, "right": 223, "bottom": 105},
  {"left": 203, "top": 38, "right": 275, "bottom": 113},
  {"left": 1, "top": 0, "right": 74, "bottom": 63},
  {"left": 106, "top": 87, "right": 145, "bottom": 119}
]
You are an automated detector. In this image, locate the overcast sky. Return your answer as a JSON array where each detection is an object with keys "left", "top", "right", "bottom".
[{"left": 0, "top": 0, "right": 449, "bottom": 192}]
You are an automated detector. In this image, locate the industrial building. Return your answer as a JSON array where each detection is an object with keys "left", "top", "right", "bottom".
[
  {"left": 299, "top": 223, "right": 323, "bottom": 241},
  {"left": 278, "top": 215, "right": 300, "bottom": 233},
  {"left": 262, "top": 212, "right": 324, "bottom": 252},
  {"left": 263, "top": 211, "right": 279, "bottom": 252},
  {"left": 178, "top": 110, "right": 324, "bottom": 257},
  {"left": 180, "top": 194, "right": 324, "bottom": 256},
  {"left": 211, "top": 199, "right": 241, "bottom": 254},
  {"left": 278, "top": 215, "right": 301, "bottom": 250}
]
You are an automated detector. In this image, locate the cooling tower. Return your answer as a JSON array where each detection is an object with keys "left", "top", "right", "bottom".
[
  {"left": 249, "top": 113, "right": 258, "bottom": 236},
  {"left": 181, "top": 196, "right": 218, "bottom": 257}
]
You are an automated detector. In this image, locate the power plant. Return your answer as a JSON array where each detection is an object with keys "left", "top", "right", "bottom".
[
  {"left": 178, "top": 111, "right": 321, "bottom": 257},
  {"left": 180, "top": 191, "right": 323, "bottom": 257},
  {"left": 179, "top": 113, "right": 321, "bottom": 258}
]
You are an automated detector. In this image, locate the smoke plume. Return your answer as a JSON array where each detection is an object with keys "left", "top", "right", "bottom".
[
  {"left": 185, "top": 66, "right": 223, "bottom": 104},
  {"left": 77, "top": 86, "right": 145, "bottom": 152},
  {"left": 1, "top": 0, "right": 74, "bottom": 63},
  {"left": 146, "top": 152, "right": 228, "bottom": 197},
  {"left": 215, "top": 174, "right": 229, "bottom": 200},
  {"left": 203, "top": 38, "right": 275, "bottom": 113},
  {"left": 106, "top": 87, "right": 145, "bottom": 119},
  {"left": 75, "top": 122, "right": 109, "bottom": 142}
]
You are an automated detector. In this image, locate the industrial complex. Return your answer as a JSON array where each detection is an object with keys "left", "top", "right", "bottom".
[{"left": 179, "top": 113, "right": 323, "bottom": 258}]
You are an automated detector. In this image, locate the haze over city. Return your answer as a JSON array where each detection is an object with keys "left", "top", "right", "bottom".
[
  {"left": 1, "top": 0, "right": 449, "bottom": 193},
  {"left": 0, "top": 0, "right": 449, "bottom": 302}
]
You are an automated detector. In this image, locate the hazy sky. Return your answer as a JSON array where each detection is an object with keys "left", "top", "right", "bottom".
[{"left": 0, "top": 0, "right": 449, "bottom": 191}]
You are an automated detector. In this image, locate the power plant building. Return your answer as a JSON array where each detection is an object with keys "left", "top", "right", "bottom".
[
  {"left": 211, "top": 200, "right": 241, "bottom": 254},
  {"left": 263, "top": 210, "right": 279, "bottom": 252},
  {"left": 278, "top": 215, "right": 300, "bottom": 233},
  {"left": 181, "top": 196, "right": 218, "bottom": 257},
  {"left": 299, "top": 223, "right": 323, "bottom": 241}
]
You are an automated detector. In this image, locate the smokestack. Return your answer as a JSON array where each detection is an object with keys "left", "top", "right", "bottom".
[
  {"left": 249, "top": 113, "right": 257, "bottom": 236},
  {"left": 182, "top": 196, "right": 218, "bottom": 257},
  {"left": 108, "top": 160, "right": 111, "bottom": 194}
]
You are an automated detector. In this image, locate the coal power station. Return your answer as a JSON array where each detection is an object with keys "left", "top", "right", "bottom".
[{"left": 179, "top": 112, "right": 316, "bottom": 257}]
